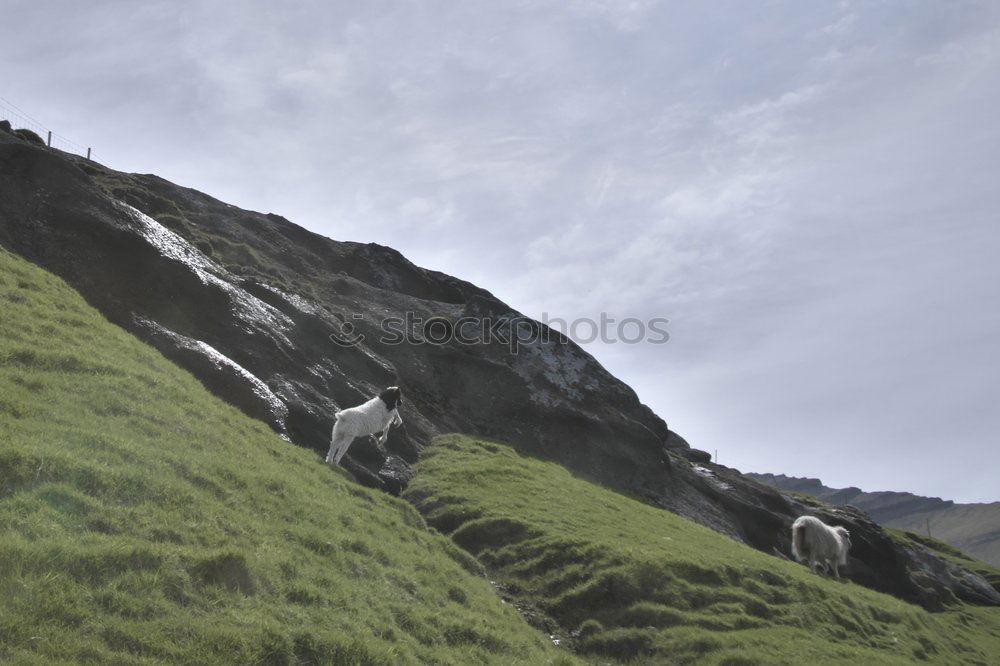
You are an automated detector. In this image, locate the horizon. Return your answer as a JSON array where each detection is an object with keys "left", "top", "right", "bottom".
[{"left": 3, "top": 1, "right": 998, "bottom": 503}]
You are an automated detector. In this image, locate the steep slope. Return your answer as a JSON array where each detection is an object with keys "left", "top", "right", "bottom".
[
  {"left": 1, "top": 125, "right": 997, "bottom": 611},
  {"left": 749, "top": 474, "right": 1000, "bottom": 568},
  {"left": 0, "top": 247, "right": 572, "bottom": 665},
  {"left": 406, "top": 435, "right": 1000, "bottom": 665}
]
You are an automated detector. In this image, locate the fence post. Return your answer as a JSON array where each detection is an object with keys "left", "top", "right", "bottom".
[
  {"left": 86, "top": 147, "right": 91, "bottom": 160},
  {"left": 47, "top": 130, "right": 51, "bottom": 147}
]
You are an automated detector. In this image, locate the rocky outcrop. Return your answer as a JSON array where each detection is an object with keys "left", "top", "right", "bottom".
[
  {"left": 1, "top": 130, "right": 996, "bottom": 610},
  {"left": 13, "top": 128, "right": 44, "bottom": 145},
  {"left": 134, "top": 315, "right": 290, "bottom": 432},
  {"left": 0, "top": 131, "right": 682, "bottom": 493},
  {"left": 0, "top": 119, "right": 43, "bottom": 146}
]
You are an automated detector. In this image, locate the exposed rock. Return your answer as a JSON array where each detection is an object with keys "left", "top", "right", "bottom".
[
  {"left": 663, "top": 429, "right": 692, "bottom": 450},
  {"left": 0, "top": 132, "right": 673, "bottom": 497},
  {"left": 680, "top": 448, "right": 712, "bottom": 463},
  {"left": 377, "top": 454, "right": 414, "bottom": 495},
  {"left": 133, "top": 316, "right": 289, "bottom": 432},
  {"left": 0, "top": 120, "right": 12, "bottom": 135},
  {"left": 13, "top": 128, "right": 44, "bottom": 145},
  {"left": 902, "top": 537, "right": 1000, "bottom": 606}
]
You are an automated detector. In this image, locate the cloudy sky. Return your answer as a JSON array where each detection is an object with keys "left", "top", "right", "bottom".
[{"left": 4, "top": 1, "right": 998, "bottom": 502}]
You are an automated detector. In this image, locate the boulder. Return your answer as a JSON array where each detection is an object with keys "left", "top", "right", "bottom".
[
  {"left": 680, "top": 448, "right": 712, "bottom": 463},
  {"left": 13, "top": 128, "right": 45, "bottom": 145}
]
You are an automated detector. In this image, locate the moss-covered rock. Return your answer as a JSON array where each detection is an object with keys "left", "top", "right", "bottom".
[{"left": 13, "top": 127, "right": 45, "bottom": 145}]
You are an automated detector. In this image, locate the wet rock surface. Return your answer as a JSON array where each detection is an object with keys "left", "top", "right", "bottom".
[{"left": 1, "top": 130, "right": 996, "bottom": 610}]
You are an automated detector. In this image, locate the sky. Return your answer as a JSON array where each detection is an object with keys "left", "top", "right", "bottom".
[{"left": 3, "top": 1, "right": 998, "bottom": 502}]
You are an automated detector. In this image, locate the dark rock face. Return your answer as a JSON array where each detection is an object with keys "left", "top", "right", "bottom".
[
  {"left": 12, "top": 128, "right": 45, "bottom": 146},
  {"left": 680, "top": 447, "right": 713, "bottom": 464},
  {"left": 0, "top": 120, "right": 43, "bottom": 144},
  {"left": 0, "top": 132, "right": 679, "bottom": 490},
  {"left": 133, "top": 316, "right": 289, "bottom": 431},
  {"left": 1, "top": 132, "right": 996, "bottom": 610}
]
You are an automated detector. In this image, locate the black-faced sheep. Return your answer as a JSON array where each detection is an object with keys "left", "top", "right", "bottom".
[{"left": 325, "top": 386, "right": 403, "bottom": 466}]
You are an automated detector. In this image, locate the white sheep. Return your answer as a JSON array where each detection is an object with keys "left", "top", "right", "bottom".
[
  {"left": 791, "top": 515, "right": 852, "bottom": 578},
  {"left": 325, "top": 386, "right": 403, "bottom": 466}
]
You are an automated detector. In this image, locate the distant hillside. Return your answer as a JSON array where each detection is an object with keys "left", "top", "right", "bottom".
[
  {"left": 406, "top": 435, "right": 1000, "bottom": 664},
  {"left": 0, "top": 247, "right": 569, "bottom": 664},
  {"left": 748, "top": 474, "right": 1000, "bottom": 567}
]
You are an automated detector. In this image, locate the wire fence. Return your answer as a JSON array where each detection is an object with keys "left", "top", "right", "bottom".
[{"left": 0, "top": 96, "right": 93, "bottom": 160}]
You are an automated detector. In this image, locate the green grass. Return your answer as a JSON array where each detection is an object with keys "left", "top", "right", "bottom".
[
  {"left": 0, "top": 248, "right": 573, "bottom": 665},
  {"left": 405, "top": 435, "right": 1000, "bottom": 665}
]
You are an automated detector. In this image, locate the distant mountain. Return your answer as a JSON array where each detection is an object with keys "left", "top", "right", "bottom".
[{"left": 748, "top": 474, "right": 1000, "bottom": 567}]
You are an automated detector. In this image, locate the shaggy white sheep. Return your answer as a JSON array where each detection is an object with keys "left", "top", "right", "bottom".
[
  {"left": 325, "top": 386, "right": 403, "bottom": 466},
  {"left": 791, "top": 515, "right": 852, "bottom": 578}
]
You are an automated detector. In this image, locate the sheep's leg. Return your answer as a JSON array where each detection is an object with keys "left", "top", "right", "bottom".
[
  {"left": 325, "top": 426, "right": 342, "bottom": 465},
  {"left": 831, "top": 562, "right": 840, "bottom": 579},
  {"left": 330, "top": 434, "right": 343, "bottom": 464},
  {"left": 332, "top": 436, "right": 347, "bottom": 464},
  {"left": 326, "top": 433, "right": 344, "bottom": 465},
  {"left": 376, "top": 429, "right": 389, "bottom": 446},
  {"left": 328, "top": 426, "right": 352, "bottom": 465},
  {"left": 333, "top": 433, "right": 355, "bottom": 464}
]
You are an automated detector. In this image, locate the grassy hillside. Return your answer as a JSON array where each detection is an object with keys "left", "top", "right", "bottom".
[
  {"left": 0, "top": 247, "right": 572, "bottom": 665},
  {"left": 405, "top": 435, "right": 1000, "bottom": 665}
]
